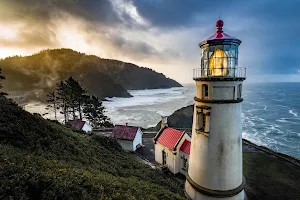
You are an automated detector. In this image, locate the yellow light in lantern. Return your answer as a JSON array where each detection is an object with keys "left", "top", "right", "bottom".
[{"left": 209, "top": 49, "right": 228, "bottom": 76}]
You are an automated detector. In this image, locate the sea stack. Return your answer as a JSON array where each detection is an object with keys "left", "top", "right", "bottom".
[{"left": 185, "top": 20, "right": 246, "bottom": 200}]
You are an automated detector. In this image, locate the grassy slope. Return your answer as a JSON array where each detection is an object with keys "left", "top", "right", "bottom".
[{"left": 0, "top": 97, "right": 185, "bottom": 200}]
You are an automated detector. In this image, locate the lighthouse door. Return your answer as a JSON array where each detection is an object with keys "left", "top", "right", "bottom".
[{"left": 162, "top": 150, "right": 167, "bottom": 165}]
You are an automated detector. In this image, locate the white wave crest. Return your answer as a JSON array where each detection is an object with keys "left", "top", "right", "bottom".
[{"left": 289, "top": 109, "right": 298, "bottom": 117}]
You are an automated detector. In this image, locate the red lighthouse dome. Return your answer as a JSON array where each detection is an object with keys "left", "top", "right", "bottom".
[{"left": 199, "top": 20, "right": 241, "bottom": 47}]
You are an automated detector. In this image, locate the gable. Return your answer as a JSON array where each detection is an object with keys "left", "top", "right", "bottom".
[{"left": 180, "top": 139, "right": 191, "bottom": 155}]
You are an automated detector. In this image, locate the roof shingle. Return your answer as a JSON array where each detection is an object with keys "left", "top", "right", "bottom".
[
  {"left": 156, "top": 127, "right": 184, "bottom": 150},
  {"left": 111, "top": 125, "right": 139, "bottom": 141},
  {"left": 180, "top": 139, "right": 191, "bottom": 155},
  {"left": 68, "top": 120, "right": 86, "bottom": 130}
]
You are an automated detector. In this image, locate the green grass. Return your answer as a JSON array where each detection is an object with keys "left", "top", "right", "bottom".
[{"left": 0, "top": 97, "right": 185, "bottom": 200}]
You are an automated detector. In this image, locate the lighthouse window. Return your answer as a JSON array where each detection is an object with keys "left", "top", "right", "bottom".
[
  {"left": 196, "top": 111, "right": 204, "bottom": 131},
  {"left": 203, "top": 115, "right": 206, "bottom": 131},
  {"left": 209, "top": 49, "right": 228, "bottom": 76},
  {"left": 202, "top": 84, "right": 208, "bottom": 98},
  {"left": 237, "top": 84, "right": 242, "bottom": 99},
  {"left": 196, "top": 111, "right": 206, "bottom": 132},
  {"left": 196, "top": 107, "right": 211, "bottom": 134},
  {"left": 182, "top": 157, "right": 188, "bottom": 170}
]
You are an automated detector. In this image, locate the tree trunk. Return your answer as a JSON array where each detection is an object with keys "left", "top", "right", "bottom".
[
  {"left": 54, "top": 101, "right": 57, "bottom": 120},
  {"left": 79, "top": 101, "right": 82, "bottom": 120}
]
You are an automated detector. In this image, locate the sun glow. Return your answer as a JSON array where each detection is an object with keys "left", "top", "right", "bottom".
[{"left": 0, "top": 24, "right": 18, "bottom": 40}]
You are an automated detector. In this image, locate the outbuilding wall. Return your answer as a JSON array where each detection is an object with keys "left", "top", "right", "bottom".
[
  {"left": 117, "top": 140, "right": 134, "bottom": 151},
  {"left": 155, "top": 143, "right": 176, "bottom": 173},
  {"left": 132, "top": 128, "right": 143, "bottom": 151},
  {"left": 82, "top": 123, "right": 92, "bottom": 133}
]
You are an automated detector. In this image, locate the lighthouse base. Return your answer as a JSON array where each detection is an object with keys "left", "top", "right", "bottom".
[{"left": 185, "top": 180, "right": 246, "bottom": 200}]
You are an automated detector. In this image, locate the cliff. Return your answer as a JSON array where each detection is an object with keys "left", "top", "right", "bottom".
[
  {"left": 0, "top": 48, "right": 182, "bottom": 101},
  {"left": 151, "top": 105, "right": 194, "bottom": 131},
  {"left": 0, "top": 96, "right": 185, "bottom": 199}
]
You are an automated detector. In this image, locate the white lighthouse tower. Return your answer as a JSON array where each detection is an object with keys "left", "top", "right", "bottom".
[{"left": 185, "top": 20, "right": 246, "bottom": 200}]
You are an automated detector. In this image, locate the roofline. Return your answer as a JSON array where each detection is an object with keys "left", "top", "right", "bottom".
[
  {"left": 114, "top": 124, "right": 140, "bottom": 128},
  {"left": 154, "top": 126, "right": 167, "bottom": 143},
  {"left": 173, "top": 131, "right": 187, "bottom": 152},
  {"left": 115, "top": 138, "right": 135, "bottom": 141},
  {"left": 179, "top": 150, "right": 190, "bottom": 156},
  {"left": 199, "top": 38, "right": 241, "bottom": 48}
]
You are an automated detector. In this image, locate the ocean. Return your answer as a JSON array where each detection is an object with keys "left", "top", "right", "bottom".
[{"left": 25, "top": 82, "right": 300, "bottom": 159}]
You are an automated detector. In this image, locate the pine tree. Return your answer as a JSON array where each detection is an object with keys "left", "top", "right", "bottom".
[
  {"left": 83, "top": 96, "right": 111, "bottom": 128},
  {"left": 56, "top": 81, "right": 70, "bottom": 123},
  {"left": 65, "top": 77, "right": 87, "bottom": 120},
  {"left": 45, "top": 91, "right": 59, "bottom": 120}
]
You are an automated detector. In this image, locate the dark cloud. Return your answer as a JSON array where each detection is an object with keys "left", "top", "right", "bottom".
[
  {"left": 132, "top": 0, "right": 300, "bottom": 75},
  {"left": 133, "top": 0, "right": 236, "bottom": 28},
  {"left": 0, "top": 0, "right": 299, "bottom": 81}
]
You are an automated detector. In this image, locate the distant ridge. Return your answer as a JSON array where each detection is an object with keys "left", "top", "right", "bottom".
[{"left": 0, "top": 48, "right": 182, "bottom": 101}]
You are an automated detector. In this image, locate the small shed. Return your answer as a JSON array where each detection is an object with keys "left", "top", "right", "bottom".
[
  {"left": 111, "top": 124, "right": 143, "bottom": 151},
  {"left": 67, "top": 120, "right": 92, "bottom": 133},
  {"left": 154, "top": 117, "right": 191, "bottom": 175}
]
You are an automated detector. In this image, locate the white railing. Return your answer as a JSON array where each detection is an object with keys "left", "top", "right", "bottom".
[{"left": 193, "top": 68, "right": 246, "bottom": 79}]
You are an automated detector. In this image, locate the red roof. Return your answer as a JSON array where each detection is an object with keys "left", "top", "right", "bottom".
[
  {"left": 180, "top": 139, "right": 191, "bottom": 155},
  {"left": 156, "top": 127, "right": 184, "bottom": 150},
  {"left": 201, "top": 20, "right": 240, "bottom": 43},
  {"left": 111, "top": 125, "right": 139, "bottom": 141},
  {"left": 68, "top": 120, "right": 86, "bottom": 130},
  {"left": 204, "top": 32, "right": 238, "bottom": 41}
]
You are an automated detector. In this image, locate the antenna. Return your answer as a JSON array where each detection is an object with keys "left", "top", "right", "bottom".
[{"left": 219, "top": 12, "right": 222, "bottom": 20}]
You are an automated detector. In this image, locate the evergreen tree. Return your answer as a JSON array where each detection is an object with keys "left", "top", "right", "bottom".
[
  {"left": 83, "top": 96, "right": 111, "bottom": 127},
  {"left": 45, "top": 91, "right": 59, "bottom": 120},
  {"left": 56, "top": 81, "right": 70, "bottom": 123},
  {"left": 65, "top": 77, "right": 87, "bottom": 120}
]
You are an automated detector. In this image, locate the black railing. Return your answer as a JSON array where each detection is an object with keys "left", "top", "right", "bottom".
[{"left": 193, "top": 68, "right": 246, "bottom": 79}]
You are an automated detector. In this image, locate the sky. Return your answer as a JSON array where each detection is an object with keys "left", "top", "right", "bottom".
[{"left": 0, "top": 0, "right": 299, "bottom": 83}]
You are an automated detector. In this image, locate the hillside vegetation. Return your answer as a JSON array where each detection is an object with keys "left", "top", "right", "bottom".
[
  {"left": 1, "top": 49, "right": 181, "bottom": 100},
  {"left": 0, "top": 97, "right": 185, "bottom": 200}
]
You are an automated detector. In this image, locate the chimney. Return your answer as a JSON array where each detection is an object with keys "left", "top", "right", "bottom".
[{"left": 161, "top": 116, "right": 168, "bottom": 129}]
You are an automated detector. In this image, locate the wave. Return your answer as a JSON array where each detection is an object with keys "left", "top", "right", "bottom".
[
  {"left": 289, "top": 109, "right": 298, "bottom": 117},
  {"left": 242, "top": 131, "right": 268, "bottom": 147},
  {"left": 128, "top": 87, "right": 184, "bottom": 96},
  {"left": 276, "top": 118, "right": 288, "bottom": 123}
]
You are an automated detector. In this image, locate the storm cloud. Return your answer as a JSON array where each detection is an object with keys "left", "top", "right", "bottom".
[{"left": 0, "top": 0, "right": 299, "bottom": 82}]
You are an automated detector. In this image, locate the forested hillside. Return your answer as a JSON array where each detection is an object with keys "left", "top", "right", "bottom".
[{"left": 0, "top": 49, "right": 181, "bottom": 100}]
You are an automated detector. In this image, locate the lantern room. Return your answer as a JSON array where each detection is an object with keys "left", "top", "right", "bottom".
[{"left": 194, "top": 20, "right": 246, "bottom": 79}]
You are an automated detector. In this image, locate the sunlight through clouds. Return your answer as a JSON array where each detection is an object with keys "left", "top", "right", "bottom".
[{"left": 109, "top": 0, "right": 149, "bottom": 27}]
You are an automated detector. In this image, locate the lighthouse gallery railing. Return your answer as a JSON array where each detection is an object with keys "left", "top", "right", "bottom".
[{"left": 193, "top": 68, "right": 246, "bottom": 79}]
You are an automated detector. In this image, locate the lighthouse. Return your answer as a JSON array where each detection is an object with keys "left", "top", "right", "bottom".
[{"left": 185, "top": 20, "right": 246, "bottom": 200}]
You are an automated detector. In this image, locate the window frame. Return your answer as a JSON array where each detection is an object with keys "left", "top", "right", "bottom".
[
  {"left": 196, "top": 106, "right": 211, "bottom": 135},
  {"left": 237, "top": 84, "right": 242, "bottom": 99},
  {"left": 202, "top": 84, "right": 209, "bottom": 99}
]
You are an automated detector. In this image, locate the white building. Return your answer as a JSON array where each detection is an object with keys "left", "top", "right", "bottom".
[
  {"left": 111, "top": 124, "right": 143, "bottom": 151},
  {"left": 154, "top": 119, "right": 191, "bottom": 175},
  {"left": 185, "top": 20, "right": 246, "bottom": 200},
  {"left": 67, "top": 120, "right": 92, "bottom": 133}
]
